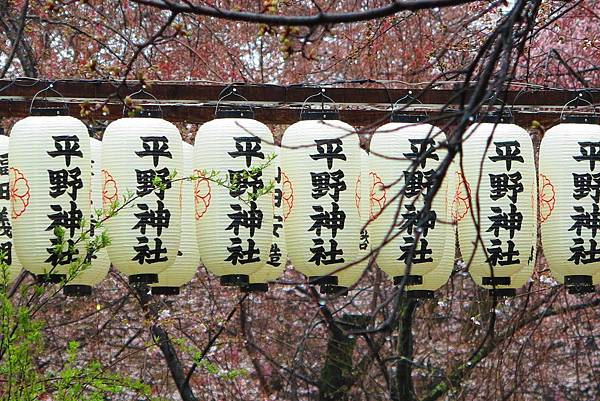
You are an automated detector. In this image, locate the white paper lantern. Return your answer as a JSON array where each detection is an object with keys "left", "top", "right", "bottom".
[
  {"left": 281, "top": 116, "right": 361, "bottom": 286},
  {"left": 245, "top": 147, "right": 288, "bottom": 292},
  {"left": 370, "top": 120, "right": 451, "bottom": 286},
  {"left": 9, "top": 115, "right": 91, "bottom": 282},
  {"left": 539, "top": 120, "right": 600, "bottom": 294},
  {"left": 102, "top": 117, "right": 183, "bottom": 284},
  {"left": 457, "top": 122, "right": 537, "bottom": 294},
  {"left": 63, "top": 137, "right": 110, "bottom": 296},
  {"left": 0, "top": 134, "right": 22, "bottom": 285},
  {"left": 194, "top": 116, "right": 275, "bottom": 286},
  {"left": 152, "top": 142, "right": 200, "bottom": 295}
]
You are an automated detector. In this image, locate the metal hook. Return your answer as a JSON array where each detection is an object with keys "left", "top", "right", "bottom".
[
  {"left": 300, "top": 88, "right": 339, "bottom": 120},
  {"left": 559, "top": 91, "right": 596, "bottom": 120},
  {"left": 123, "top": 86, "right": 163, "bottom": 118},
  {"left": 29, "top": 81, "right": 69, "bottom": 116},
  {"left": 215, "top": 85, "right": 253, "bottom": 118}
]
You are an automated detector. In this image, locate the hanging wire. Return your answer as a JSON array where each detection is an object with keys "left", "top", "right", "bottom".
[{"left": 390, "top": 91, "right": 427, "bottom": 123}]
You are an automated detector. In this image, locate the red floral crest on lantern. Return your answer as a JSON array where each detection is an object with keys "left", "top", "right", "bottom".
[
  {"left": 101, "top": 169, "right": 119, "bottom": 208},
  {"left": 9, "top": 167, "right": 30, "bottom": 219},
  {"left": 369, "top": 171, "right": 386, "bottom": 219},
  {"left": 538, "top": 173, "right": 555, "bottom": 223},
  {"left": 193, "top": 169, "right": 212, "bottom": 220},
  {"left": 281, "top": 171, "right": 294, "bottom": 220},
  {"left": 452, "top": 171, "right": 471, "bottom": 222}
]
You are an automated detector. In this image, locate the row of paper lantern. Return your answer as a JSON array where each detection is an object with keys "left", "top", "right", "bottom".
[{"left": 1, "top": 110, "right": 599, "bottom": 297}]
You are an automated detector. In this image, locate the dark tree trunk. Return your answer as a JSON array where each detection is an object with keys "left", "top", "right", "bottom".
[{"left": 391, "top": 298, "right": 418, "bottom": 401}]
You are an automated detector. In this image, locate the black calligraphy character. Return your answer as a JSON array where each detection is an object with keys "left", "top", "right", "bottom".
[
  {"left": 489, "top": 172, "right": 523, "bottom": 203},
  {"left": 136, "top": 167, "right": 171, "bottom": 199},
  {"left": 399, "top": 237, "right": 433, "bottom": 264},
  {"left": 569, "top": 204, "right": 600, "bottom": 237},
  {"left": 45, "top": 238, "right": 78, "bottom": 267},
  {"left": 0, "top": 153, "right": 8, "bottom": 175},
  {"left": 403, "top": 169, "right": 436, "bottom": 198},
  {"left": 568, "top": 238, "right": 600, "bottom": 265},
  {"left": 0, "top": 242, "right": 11, "bottom": 265},
  {"left": 359, "top": 229, "right": 370, "bottom": 250},
  {"left": 310, "top": 170, "right": 346, "bottom": 201},
  {"left": 309, "top": 238, "right": 345, "bottom": 265},
  {"left": 46, "top": 202, "right": 83, "bottom": 237},
  {"left": 225, "top": 237, "right": 261, "bottom": 265},
  {"left": 135, "top": 136, "right": 172, "bottom": 167},
  {"left": 573, "top": 172, "right": 600, "bottom": 202},
  {"left": 0, "top": 207, "right": 11, "bottom": 238},
  {"left": 133, "top": 201, "right": 171, "bottom": 236},
  {"left": 47, "top": 136, "right": 83, "bottom": 167},
  {"left": 0, "top": 182, "right": 8, "bottom": 201},
  {"left": 400, "top": 204, "right": 437, "bottom": 236},
  {"left": 228, "top": 137, "right": 264, "bottom": 168},
  {"left": 48, "top": 167, "right": 83, "bottom": 200},
  {"left": 486, "top": 238, "right": 520, "bottom": 266},
  {"left": 266, "top": 243, "right": 283, "bottom": 267},
  {"left": 487, "top": 204, "right": 523, "bottom": 239},
  {"left": 226, "top": 202, "right": 263, "bottom": 237},
  {"left": 272, "top": 215, "right": 283, "bottom": 238},
  {"left": 489, "top": 141, "right": 524, "bottom": 171},
  {"left": 574, "top": 141, "right": 600, "bottom": 171},
  {"left": 310, "top": 139, "right": 346, "bottom": 169},
  {"left": 309, "top": 203, "right": 346, "bottom": 237},
  {"left": 132, "top": 237, "right": 168, "bottom": 264},
  {"left": 228, "top": 169, "right": 264, "bottom": 197},
  {"left": 403, "top": 138, "right": 439, "bottom": 168}
]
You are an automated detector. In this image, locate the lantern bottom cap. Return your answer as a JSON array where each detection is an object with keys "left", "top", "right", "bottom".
[
  {"left": 309, "top": 275, "right": 338, "bottom": 285},
  {"left": 129, "top": 274, "right": 159, "bottom": 284},
  {"left": 241, "top": 283, "right": 269, "bottom": 293},
  {"left": 151, "top": 286, "right": 181, "bottom": 296},
  {"left": 36, "top": 274, "right": 67, "bottom": 284},
  {"left": 220, "top": 274, "right": 249, "bottom": 287},
  {"left": 406, "top": 290, "right": 435, "bottom": 299},
  {"left": 564, "top": 275, "right": 593, "bottom": 286},
  {"left": 393, "top": 275, "right": 423, "bottom": 286},
  {"left": 63, "top": 285, "right": 92, "bottom": 297},
  {"left": 319, "top": 284, "right": 348, "bottom": 297},
  {"left": 488, "top": 288, "right": 516, "bottom": 298},
  {"left": 567, "top": 285, "right": 596, "bottom": 295}
]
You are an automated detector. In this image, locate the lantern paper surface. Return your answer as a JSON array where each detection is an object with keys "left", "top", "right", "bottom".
[
  {"left": 101, "top": 118, "right": 182, "bottom": 282},
  {"left": 281, "top": 119, "right": 361, "bottom": 282},
  {"left": 67, "top": 138, "right": 110, "bottom": 289},
  {"left": 248, "top": 147, "right": 287, "bottom": 285},
  {"left": 370, "top": 122, "right": 451, "bottom": 284},
  {"left": 0, "top": 136, "right": 22, "bottom": 284},
  {"left": 457, "top": 123, "right": 536, "bottom": 289},
  {"left": 9, "top": 116, "right": 91, "bottom": 278},
  {"left": 153, "top": 142, "right": 200, "bottom": 290},
  {"left": 332, "top": 148, "right": 372, "bottom": 289},
  {"left": 194, "top": 118, "right": 275, "bottom": 283},
  {"left": 539, "top": 123, "right": 600, "bottom": 288}
]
